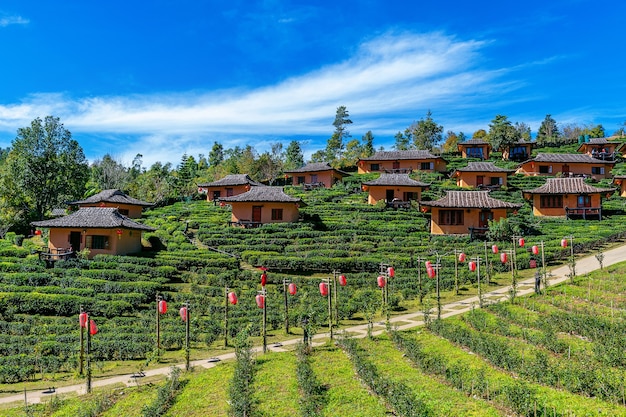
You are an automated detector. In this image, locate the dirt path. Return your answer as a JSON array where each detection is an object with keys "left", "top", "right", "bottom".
[{"left": 3, "top": 244, "right": 624, "bottom": 407}]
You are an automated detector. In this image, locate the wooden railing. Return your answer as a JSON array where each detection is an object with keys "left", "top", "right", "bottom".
[{"left": 565, "top": 207, "right": 602, "bottom": 220}]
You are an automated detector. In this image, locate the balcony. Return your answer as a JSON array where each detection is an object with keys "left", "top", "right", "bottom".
[{"left": 565, "top": 206, "right": 602, "bottom": 220}]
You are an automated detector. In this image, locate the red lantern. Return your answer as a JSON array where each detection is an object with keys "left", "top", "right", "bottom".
[
  {"left": 34, "top": 230, "right": 42, "bottom": 236},
  {"left": 458, "top": 252, "right": 466, "bottom": 262},
  {"left": 260, "top": 272, "right": 267, "bottom": 287},
  {"left": 116, "top": 229, "right": 123, "bottom": 239},
  {"left": 519, "top": 238, "right": 525, "bottom": 247},
  {"left": 288, "top": 283, "right": 297, "bottom": 295},
  {"left": 89, "top": 319, "right": 98, "bottom": 336},
  {"left": 79, "top": 312, "right": 89, "bottom": 328},
  {"left": 319, "top": 282, "right": 329, "bottom": 296},
  {"left": 529, "top": 259, "right": 537, "bottom": 268},
  {"left": 158, "top": 299, "right": 167, "bottom": 314},
  {"left": 500, "top": 252, "right": 508, "bottom": 264},
  {"left": 256, "top": 294, "right": 265, "bottom": 309},
  {"left": 492, "top": 245, "right": 498, "bottom": 254},
  {"left": 228, "top": 291, "right": 238, "bottom": 305},
  {"left": 338, "top": 275, "right": 347, "bottom": 286},
  {"left": 531, "top": 245, "right": 539, "bottom": 255},
  {"left": 387, "top": 267, "right": 395, "bottom": 278},
  {"left": 427, "top": 267, "right": 436, "bottom": 279},
  {"left": 179, "top": 306, "right": 188, "bottom": 322},
  {"left": 219, "top": 201, "right": 226, "bottom": 207},
  {"left": 561, "top": 239, "right": 568, "bottom": 248},
  {"left": 377, "top": 275, "right": 386, "bottom": 288},
  {"left": 425, "top": 260, "right": 432, "bottom": 269},
  {"left": 469, "top": 261, "right": 477, "bottom": 272}
]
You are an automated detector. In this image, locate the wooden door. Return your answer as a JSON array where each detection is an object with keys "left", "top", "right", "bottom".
[
  {"left": 252, "top": 206, "right": 262, "bottom": 222},
  {"left": 479, "top": 210, "right": 493, "bottom": 227},
  {"left": 69, "top": 232, "right": 82, "bottom": 252}
]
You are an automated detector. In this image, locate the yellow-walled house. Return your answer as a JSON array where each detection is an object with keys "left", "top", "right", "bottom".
[
  {"left": 502, "top": 140, "right": 533, "bottom": 162},
  {"left": 451, "top": 162, "right": 514, "bottom": 189},
  {"left": 457, "top": 139, "right": 492, "bottom": 159},
  {"left": 361, "top": 173, "right": 429, "bottom": 207},
  {"left": 197, "top": 174, "right": 263, "bottom": 202},
  {"left": 516, "top": 153, "right": 614, "bottom": 179},
  {"left": 31, "top": 207, "right": 155, "bottom": 259},
  {"left": 68, "top": 189, "right": 153, "bottom": 218},
  {"left": 284, "top": 162, "right": 350, "bottom": 189},
  {"left": 523, "top": 177, "right": 614, "bottom": 219},
  {"left": 419, "top": 190, "right": 521, "bottom": 236},
  {"left": 219, "top": 186, "right": 304, "bottom": 227},
  {"left": 577, "top": 137, "right": 618, "bottom": 161},
  {"left": 357, "top": 150, "right": 447, "bottom": 174}
]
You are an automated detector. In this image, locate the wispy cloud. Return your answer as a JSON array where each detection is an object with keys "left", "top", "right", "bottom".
[
  {"left": 0, "top": 15, "right": 29, "bottom": 27},
  {"left": 0, "top": 31, "right": 530, "bottom": 165}
]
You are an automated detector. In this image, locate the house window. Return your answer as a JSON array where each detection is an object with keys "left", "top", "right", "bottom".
[
  {"left": 577, "top": 195, "right": 591, "bottom": 207},
  {"left": 591, "top": 167, "right": 605, "bottom": 175},
  {"left": 85, "top": 235, "right": 109, "bottom": 250},
  {"left": 226, "top": 188, "right": 234, "bottom": 197},
  {"left": 310, "top": 174, "right": 318, "bottom": 183},
  {"left": 420, "top": 162, "right": 434, "bottom": 170},
  {"left": 271, "top": 209, "right": 283, "bottom": 220},
  {"left": 538, "top": 165, "right": 552, "bottom": 174},
  {"left": 118, "top": 208, "right": 129, "bottom": 216},
  {"left": 439, "top": 210, "right": 464, "bottom": 225},
  {"left": 540, "top": 195, "right": 563, "bottom": 208},
  {"left": 297, "top": 176, "right": 305, "bottom": 184},
  {"left": 371, "top": 163, "right": 380, "bottom": 171},
  {"left": 466, "top": 147, "right": 483, "bottom": 158},
  {"left": 403, "top": 192, "right": 417, "bottom": 201},
  {"left": 490, "top": 177, "right": 503, "bottom": 186}
]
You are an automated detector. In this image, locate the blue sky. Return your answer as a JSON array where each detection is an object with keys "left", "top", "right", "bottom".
[{"left": 0, "top": 0, "right": 624, "bottom": 166}]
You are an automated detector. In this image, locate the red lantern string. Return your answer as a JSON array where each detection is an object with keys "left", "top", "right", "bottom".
[
  {"left": 387, "top": 267, "right": 395, "bottom": 278},
  {"left": 501, "top": 252, "right": 508, "bottom": 264},
  {"left": 338, "top": 275, "right": 347, "bottom": 286},
  {"left": 319, "top": 282, "right": 329, "bottom": 296},
  {"left": 458, "top": 252, "right": 466, "bottom": 262},
  {"left": 255, "top": 294, "right": 265, "bottom": 309},
  {"left": 288, "top": 283, "right": 297, "bottom": 295},
  {"left": 79, "top": 312, "right": 89, "bottom": 328},
  {"left": 89, "top": 319, "right": 98, "bottom": 336},
  {"left": 228, "top": 291, "right": 238, "bottom": 305},
  {"left": 377, "top": 275, "right": 386, "bottom": 288},
  {"left": 260, "top": 272, "right": 267, "bottom": 287},
  {"left": 179, "top": 307, "right": 188, "bottom": 322},
  {"left": 531, "top": 245, "right": 539, "bottom": 255},
  {"left": 561, "top": 239, "right": 568, "bottom": 248},
  {"left": 519, "top": 238, "right": 525, "bottom": 247},
  {"left": 469, "top": 261, "right": 476, "bottom": 272},
  {"left": 158, "top": 299, "right": 167, "bottom": 314},
  {"left": 492, "top": 245, "right": 498, "bottom": 254}
]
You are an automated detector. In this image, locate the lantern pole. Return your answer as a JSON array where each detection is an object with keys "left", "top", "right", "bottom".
[
  {"left": 452, "top": 249, "right": 465, "bottom": 296},
  {"left": 502, "top": 249, "right": 516, "bottom": 302},
  {"left": 379, "top": 263, "right": 391, "bottom": 326},
  {"left": 156, "top": 294, "right": 162, "bottom": 361},
  {"left": 79, "top": 305, "right": 84, "bottom": 376},
  {"left": 332, "top": 270, "right": 340, "bottom": 326},
  {"left": 540, "top": 241, "right": 548, "bottom": 288},
  {"left": 184, "top": 301, "right": 190, "bottom": 371},
  {"left": 283, "top": 279, "right": 291, "bottom": 335},
  {"left": 415, "top": 256, "right": 425, "bottom": 304},
  {"left": 483, "top": 241, "right": 491, "bottom": 285},
  {"left": 86, "top": 314, "right": 92, "bottom": 394},
  {"left": 321, "top": 278, "right": 333, "bottom": 340},
  {"left": 567, "top": 235, "right": 575, "bottom": 283},
  {"left": 224, "top": 286, "right": 230, "bottom": 347},
  {"left": 471, "top": 257, "right": 484, "bottom": 308},
  {"left": 258, "top": 288, "right": 267, "bottom": 353}
]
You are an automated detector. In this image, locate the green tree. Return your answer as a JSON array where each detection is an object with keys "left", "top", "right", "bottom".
[
  {"left": 584, "top": 124, "right": 605, "bottom": 138},
  {"left": 284, "top": 140, "right": 304, "bottom": 171},
  {"left": 472, "top": 129, "right": 487, "bottom": 139},
  {"left": 2, "top": 116, "right": 89, "bottom": 221},
  {"left": 361, "top": 130, "right": 375, "bottom": 157},
  {"left": 536, "top": 114, "right": 560, "bottom": 145},
  {"left": 325, "top": 106, "right": 352, "bottom": 165},
  {"left": 393, "top": 131, "right": 409, "bottom": 150},
  {"left": 131, "top": 162, "right": 173, "bottom": 204},
  {"left": 487, "top": 114, "right": 520, "bottom": 151},
  {"left": 441, "top": 131, "right": 460, "bottom": 153},
  {"left": 208, "top": 142, "right": 224, "bottom": 167},
  {"left": 515, "top": 122, "right": 531, "bottom": 142},
  {"left": 405, "top": 110, "right": 443, "bottom": 150},
  {"left": 88, "top": 154, "right": 130, "bottom": 191}
]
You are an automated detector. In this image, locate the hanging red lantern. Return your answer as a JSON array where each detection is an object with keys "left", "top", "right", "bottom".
[
  {"left": 158, "top": 299, "right": 167, "bottom": 314},
  {"left": 469, "top": 261, "right": 477, "bottom": 272},
  {"left": 492, "top": 245, "right": 498, "bottom": 254},
  {"left": 427, "top": 267, "right": 436, "bottom": 279},
  {"left": 79, "top": 312, "right": 89, "bottom": 328},
  {"left": 421, "top": 206, "right": 428, "bottom": 213},
  {"left": 228, "top": 291, "right": 238, "bottom": 305},
  {"left": 116, "top": 229, "right": 123, "bottom": 239},
  {"left": 179, "top": 306, "right": 188, "bottom": 322},
  {"left": 260, "top": 272, "right": 267, "bottom": 287},
  {"left": 219, "top": 201, "right": 226, "bottom": 207},
  {"left": 338, "top": 275, "right": 347, "bottom": 286},
  {"left": 89, "top": 319, "right": 98, "bottom": 336},
  {"left": 561, "top": 239, "right": 568, "bottom": 248},
  {"left": 319, "top": 282, "right": 329, "bottom": 296},
  {"left": 288, "top": 283, "right": 297, "bottom": 295},
  {"left": 387, "top": 267, "right": 395, "bottom": 278},
  {"left": 519, "top": 238, "right": 525, "bottom": 247},
  {"left": 458, "top": 252, "right": 466, "bottom": 262},
  {"left": 255, "top": 294, "right": 265, "bottom": 309},
  {"left": 531, "top": 245, "right": 539, "bottom": 255},
  {"left": 377, "top": 275, "right": 386, "bottom": 288},
  {"left": 34, "top": 229, "right": 42, "bottom": 236},
  {"left": 425, "top": 260, "right": 432, "bottom": 269},
  {"left": 500, "top": 252, "right": 508, "bottom": 264},
  {"left": 529, "top": 259, "right": 537, "bottom": 269}
]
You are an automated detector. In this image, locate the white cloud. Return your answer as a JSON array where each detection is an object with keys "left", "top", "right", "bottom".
[{"left": 0, "top": 15, "right": 29, "bottom": 27}]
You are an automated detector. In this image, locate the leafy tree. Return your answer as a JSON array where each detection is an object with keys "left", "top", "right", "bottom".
[
  {"left": 393, "top": 131, "right": 409, "bottom": 150},
  {"left": 88, "top": 154, "right": 130, "bottom": 191},
  {"left": 284, "top": 140, "right": 304, "bottom": 171},
  {"left": 173, "top": 154, "right": 198, "bottom": 198},
  {"left": 561, "top": 123, "right": 584, "bottom": 144},
  {"left": 515, "top": 122, "right": 531, "bottom": 142},
  {"left": 208, "top": 142, "right": 224, "bottom": 167},
  {"left": 487, "top": 114, "right": 521, "bottom": 151},
  {"left": 584, "top": 124, "right": 605, "bottom": 138},
  {"left": 325, "top": 106, "right": 352, "bottom": 165},
  {"left": 441, "top": 131, "right": 460, "bottom": 153},
  {"left": 1, "top": 116, "right": 89, "bottom": 221},
  {"left": 404, "top": 110, "right": 443, "bottom": 150},
  {"left": 131, "top": 162, "right": 173, "bottom": 204},
  {"left": 361, "top": 130, "right": 375, "bottom": 157},
  {"left": 254, "top": 143, "right": 283, "bottom": 184},
  {"left": 472, "top": 129, "right": 487, "bottom": 139},
  {"left": 536, "top": 114, "right": 560, "bottom": 145}
]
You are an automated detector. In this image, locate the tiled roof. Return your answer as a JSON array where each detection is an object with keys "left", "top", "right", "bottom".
[
  {"left": 69, "top": 189, "right": 153, "bottom": 207},
  {"left": 31, "top": 207, "right": 156, "bottom": 231},
  {"left": 362, "top": 173, "right": 430, "bottom": 187},
  {"left": 284, "top": 162, "right": 350, "bottom": 175},
  {"left": 420, "top": 191, "right": 522, "bottom": 209},
  {"left": 524, "top": 178, "right": 615, "bottom": 194},
  {"left": 459, "top": 138, "right": 491, "bottom": 146},
  {"left": 197, "top": 174, "right": 263, "bottom": 187},
  {"left": 219, "top": 186, "right": 304, "bottom": 204},
  {"left": 453, "top": 162, "right": 515, "bottom": 174},
  {"left": 359, "top": 150, "right": 444, "bottom": 161},
  {"left": 525, "top": 153, "right": 615, "bottom": 164}
]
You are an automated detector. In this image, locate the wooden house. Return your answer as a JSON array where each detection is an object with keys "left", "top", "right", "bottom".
[
  {"left": 577, "top": 138, "right": 618, "bottom": 161},
  {"left": 457, "top": 139, "right": 492, "bottom": 159},
  {"left": 419, "top": 191, "right": 521, "bottom": 236},
  {"left": 515, "top": 153, "right": 614, "bottom": 179},
  {"left": 612, "top": 175, "right": 626, "bottom": 197},
  {"left": 284, "top": 162, "right": 349, "bottom": 189},
  {"left": 31, "top": 207, "right": 155, "bottom": 259},
  {"left": 523, "top": 177, "right": 614, "bottom": 219},
  {"left": 197, "top": 174, "right": 263, "bottom": 202},
  {"left": 357, "top": 150, "right": 447, "bottom": 174},
  {"left": 502, "top": 140, "right": 533, "bottom": 162},
  {"left": 219, "top": 186, "right": 304, "bottom": 227},
  {"left": 450, "top": 162, "right": 515, "bottom": 189},
  {"left": 68, "top": 189, "right": 153, "bottom": 218},
  {"left": 361, "top": 173, "right": 429, "bottom": 207}
]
